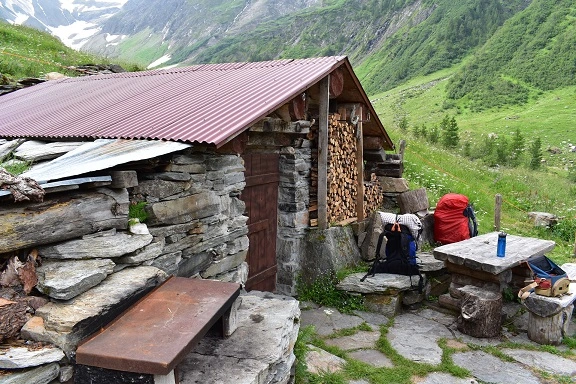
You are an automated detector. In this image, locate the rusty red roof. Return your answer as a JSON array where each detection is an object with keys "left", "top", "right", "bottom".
[{"left": 0, "top": 56, "right": 392, "bottom": 149}]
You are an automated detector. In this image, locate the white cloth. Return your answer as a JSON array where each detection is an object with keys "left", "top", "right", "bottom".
[{"left": 379, "top": 211, "right": 422, "bottom": 239}]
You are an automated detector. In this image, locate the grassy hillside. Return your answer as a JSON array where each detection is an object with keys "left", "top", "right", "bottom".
[
  {"left": 445, "top": 0, "right": 576, "bottom": 111},
  {"left": 372, "top": 64, "right": 576, "bottom": 265},
  {"left": 187, "top": 0, "right": 525, "bottom": 96},
  {"left": 0, "top": 21, "right": 139, "bottom": 81}
]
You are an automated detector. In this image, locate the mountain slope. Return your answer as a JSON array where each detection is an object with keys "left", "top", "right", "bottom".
[{"left": 446, "top": 0, "right": 576, "bottom": 111}]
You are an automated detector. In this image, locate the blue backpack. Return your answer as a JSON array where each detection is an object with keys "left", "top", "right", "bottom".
[{"left": 361, "top": 221, "right": 422, "bottom": 292}]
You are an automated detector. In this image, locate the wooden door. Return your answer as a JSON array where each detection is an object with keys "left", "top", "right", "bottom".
[{"left": 242, "top": 153, "right": 279, "bottom": 292}]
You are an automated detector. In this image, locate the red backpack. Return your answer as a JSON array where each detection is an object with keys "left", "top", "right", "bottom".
[{"left": 433, "top": 193, "right": 478, "bottom": 244}]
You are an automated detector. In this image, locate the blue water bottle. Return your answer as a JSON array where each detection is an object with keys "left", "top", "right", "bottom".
[{"left": 497, "top": 232, "right": 507, "bottom": 257}]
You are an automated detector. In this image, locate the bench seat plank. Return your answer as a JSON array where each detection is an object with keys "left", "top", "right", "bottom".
[{"left": 76, "top": 277, "right": 241, "bottom": 375}]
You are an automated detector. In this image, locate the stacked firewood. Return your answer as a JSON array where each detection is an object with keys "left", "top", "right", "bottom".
[
  {"left": 364, "top": 172, "right": 384, "bottom": 218},
  {"left": 326, "top": 114, "right": 357, "bottom": 223},
  {"left": 309, "top": 113, "right": 385, "bottom": 226}
]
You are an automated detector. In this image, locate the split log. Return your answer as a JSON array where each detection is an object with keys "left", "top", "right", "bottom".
[
  {"left": 457, "top": 285, "right": 502, "bottom": 338},
  {"left": 0, "top": 298, "right": 28, "bottom": 342},
  {"left": 0, "top": 169, "right": 45, "bottom": 202},
  {"left": 0, "top": 189, "right": 129, "bottom": 254}
]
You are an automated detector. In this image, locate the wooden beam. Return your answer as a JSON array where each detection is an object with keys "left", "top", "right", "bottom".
[
  {"left": 318, "top": 75, "right": 330, "bottom": 230},
  {"left": 356, "top": 105, "right": 365, "bottom": 221}
]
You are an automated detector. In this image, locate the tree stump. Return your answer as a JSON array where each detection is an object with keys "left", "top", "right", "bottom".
[
  {"left": 457, "top": 285, "right": 502, "bottom": 338},
  {"left": 527, "top": 304, "right": 573, "bottom": 345}
]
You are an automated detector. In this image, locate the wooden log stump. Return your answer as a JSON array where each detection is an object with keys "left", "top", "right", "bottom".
[
  {"left": 457, "top": 285, "right": 502, "bottom": 338},
  {"left": 527, "top": 304, "right": 573, "bottom": 345}
]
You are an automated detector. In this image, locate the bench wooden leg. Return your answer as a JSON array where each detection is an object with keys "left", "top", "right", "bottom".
[
  {"left": 154, "top": 370, "right": 176, "bottom": 384},
  {"left": 528, "top": 304, "right": 573, "bottom": 345}
]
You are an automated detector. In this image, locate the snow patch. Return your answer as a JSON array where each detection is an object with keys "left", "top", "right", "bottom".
[
  {"left": 49, "top": 20, "right": 100, "bottom": 49},
  {"left": 147, "top": 54, "right": 172, "bottom": 69}
]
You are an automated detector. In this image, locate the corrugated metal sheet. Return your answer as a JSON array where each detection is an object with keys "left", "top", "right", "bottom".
[
  {"left": 0, "top": 56, "right": 391, "bottom": 148},
  {"left": 22, "top": 139, "right": 191, "bottom": 183}
]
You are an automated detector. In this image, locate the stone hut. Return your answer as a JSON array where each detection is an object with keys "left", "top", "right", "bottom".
[{"left": 0, "top": 56, "right": 396, "bottom": 382}]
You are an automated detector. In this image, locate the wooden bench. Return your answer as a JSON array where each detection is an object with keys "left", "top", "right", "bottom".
[{"left": 75, "top": 276, "right": 241, "bottom": 384}]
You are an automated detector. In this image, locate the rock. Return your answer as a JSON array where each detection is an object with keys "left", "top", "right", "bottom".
[
  {"left": 388, "top": 313, "right": 453, "bottom": 365},
  {"left": 36, "top": 259, "right": 116, "bottom": 300},
  {"left": 452, "top": 350, "right": 541, "bottom": 384},
  {"left": 502, "top": 348, "right": 576, "bottom": 376},
  {"left": 0, "top": 345, "right": 65, "bottom": 369},
  {"left": 348, "top": 349, "right": 393, "bottom": 368},
  {"left": 144, "top": 251, "right": 182, "bottom": 276},
  {"left": 211, "top": 262, "right": 249, "bottom": 286},
  {"left": 37, "top": 233, "right": 153, "bottom": 260},
  {"left": 378, "top": 177, "right": 409, "bottom": 193},
  {"left": 30, "top": 266, "right": 168, "bottom": 355},
  {"left": 324, "top": 330, "right": 380, "bottom": 350},
  {"left": 300, "top": 307, "right": 364, "bottom": 336},
  {"left": 178, "top": 291, "right": 300, "bottom": 384},
  {"left": 527, "top": 211, "right": 558, "bottom": 227},
  {"left": 13, "top": 140, "right": 83, "bottom": 162},
  {"left": 200, "top": 250, "right": 247, "bottom": 278},
  {"left": 115, "top": 239, "right": 165, "bottom": 264},
  {"left": 145, "top": 192, "right": 221, "bottom": 225},
  {"left": 359, "top": 211, "right": 385, "bottom": 261},
  {"left": 132, "top": 179, "right": 189, "bottom": 199},
  {"left": 0, "top": 362, "right": 60, "bottom": 384},
  {"left": 304, "top": 345, "right": 345, "bottom": 374},
  {"left": 562, "top": 263, "right": 576, "bottom": 281},
  {"left": 418, "top": 372, "right": 478, "bottom": 384},
  {"left": 418, "top": 252, "right": 445, "bottom": 272},
  {"left": 128, "top": 220, "right": 150, "bottom": 235},
  {"left": 337, "top": 272, "right": 419, "bottom": 294},
  {"left": 300, "top": 226, "right": 362, "bottom": 285}
]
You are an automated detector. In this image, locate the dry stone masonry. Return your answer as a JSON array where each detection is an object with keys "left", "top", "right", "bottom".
[{"left": 0, "top": 142, "right": 253, "bottom": 382}]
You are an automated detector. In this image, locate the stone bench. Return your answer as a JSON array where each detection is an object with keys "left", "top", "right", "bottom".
[
  {"left": 337, "top": 252, "right": 445, "bottom": 316},
  {"left": 337, "top": 272, "right": 427, "bottom": 316},
  {"left": 75, "top": 277, "right": 241, "bottom": 383}
]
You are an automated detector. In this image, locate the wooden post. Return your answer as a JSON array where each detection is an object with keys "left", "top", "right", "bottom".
[
  {"left": 317, "top": 75, "right": 330, "bottom": 230},
  {"left": 398, "top": 139, "right": 406, "bottom": 161},
  {"left": 356, "top": 105, "right": 365, "bottom": 221},
  {"left": 494, "top": 194, "right": 502, "bottom": 231}
]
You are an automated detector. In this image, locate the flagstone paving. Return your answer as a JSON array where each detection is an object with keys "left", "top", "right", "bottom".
[{"left": 300, "top": 301, "right": 576, "bottom": 383}]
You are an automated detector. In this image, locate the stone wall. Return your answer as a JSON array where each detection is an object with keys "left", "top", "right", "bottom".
[
  {"left": 0, "top": 146, "right": 249, "bottom": 382},
  {"left": 276, "top": 146, "right": 311, "bottom": 296}
]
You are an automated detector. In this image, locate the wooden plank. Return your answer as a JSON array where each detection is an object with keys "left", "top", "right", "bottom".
[
  {"left": 318, "top": 75, "right": 330, "bottom": 230},
  {"left": 363, "top": 148, "right": 386, "bottom": 162},
  {"left": 363, "top": 136, "right": 384, "bottom": 150},
  {"left": 76, "top": 277, "right": 241, "bottom": 375},
  {"left": 356, "top": 105, "right": 364, "bottom": 221}
]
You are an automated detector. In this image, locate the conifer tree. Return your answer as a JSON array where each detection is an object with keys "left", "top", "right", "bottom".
[
  {"left": 529, "top": 137, "right": 543, "bottom": 170},
  {"left": 509, "top": 128, "right": 525, "bottom": 167},
  {"left": 441, "top": 115, "right": 460, "bottom": 149}
]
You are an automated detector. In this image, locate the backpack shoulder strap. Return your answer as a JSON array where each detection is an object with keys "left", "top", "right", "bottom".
[{"left": 375, "top": 231, "right": 387, "bottom": 260}]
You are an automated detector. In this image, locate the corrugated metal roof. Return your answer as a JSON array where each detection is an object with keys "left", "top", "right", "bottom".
[
  {"left": 0, "top": 56, "right": 392, "bottom": 149},
  {"left": 22, "top": 139, "right": 191, "bottom": 183}
]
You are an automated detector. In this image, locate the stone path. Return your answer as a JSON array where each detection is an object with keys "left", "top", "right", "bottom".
[{"left": 300, "top": 301, "right": 576, "bottom": 383}]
